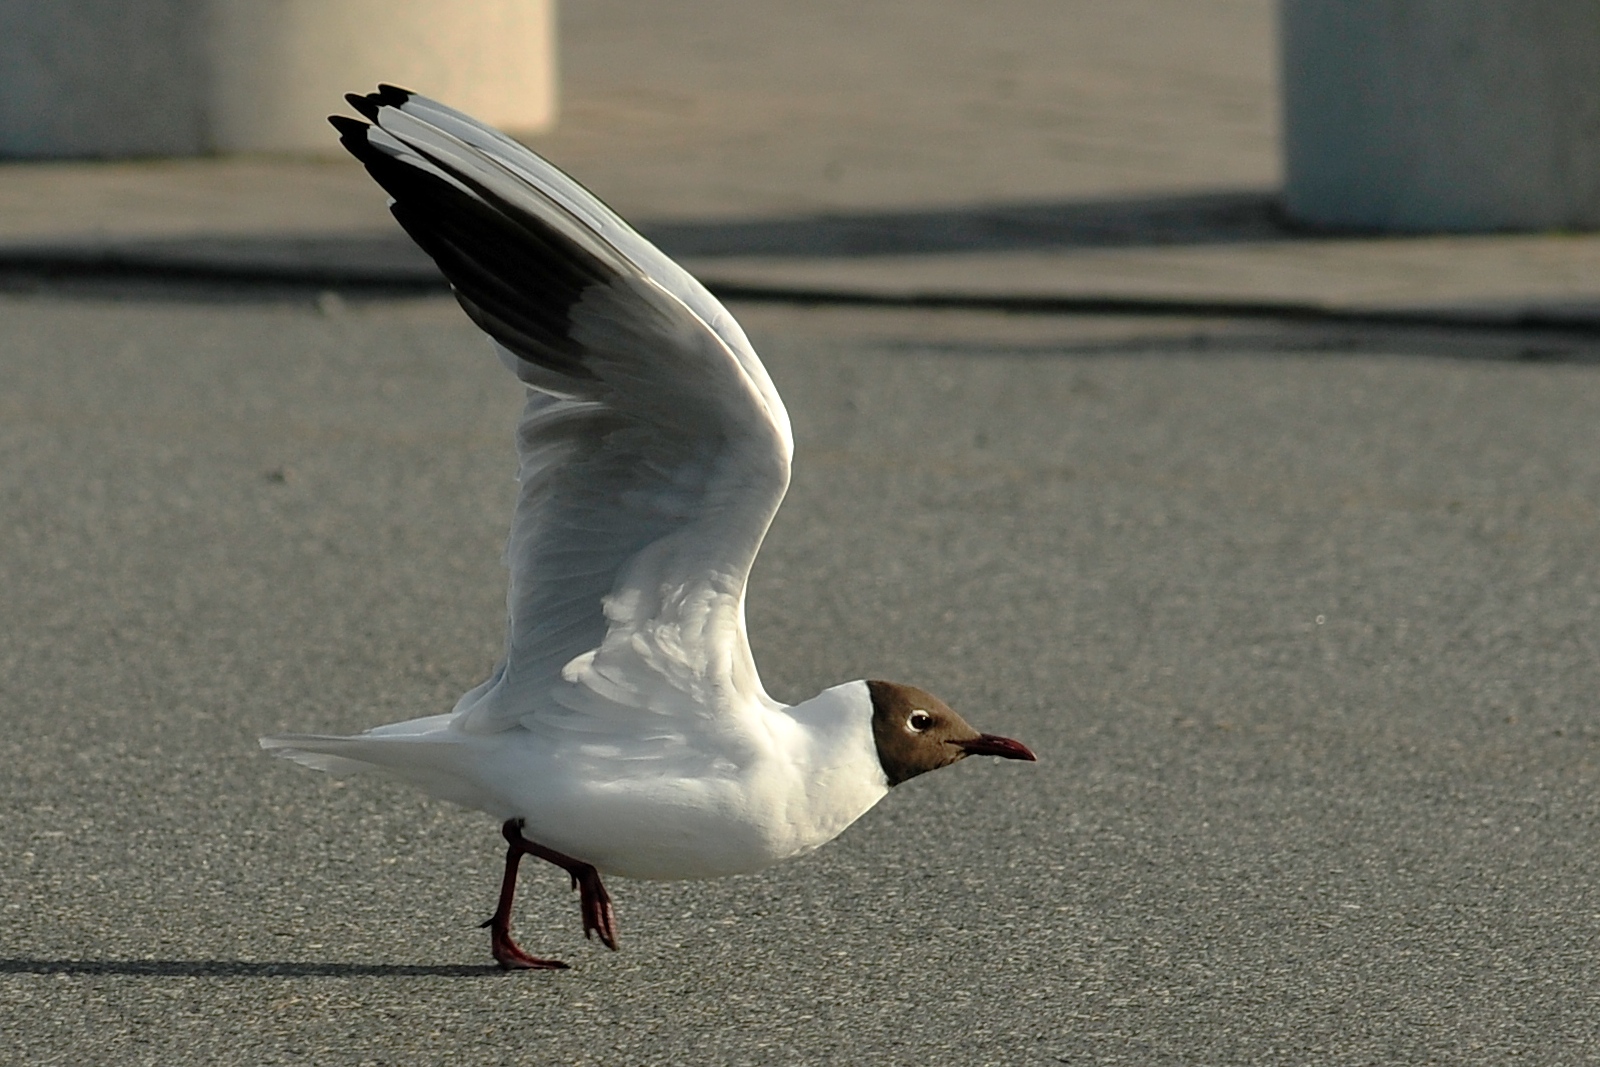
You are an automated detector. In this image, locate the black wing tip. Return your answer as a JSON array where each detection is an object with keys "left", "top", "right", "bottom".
[
  {"left": 327, "top": 113, "right": 372, "bottom": 151},
  {"left": 342, "top": 84, "right": 416, "bottom": 122},
  {"left": 329, "top": 114, "right": 393, "bottom": 172},
  {"left": 343, "top": 92, "right": 381, "bottom": 120},
  {"left": 330, "top": 82, "right": 416, "bottom": 154}
]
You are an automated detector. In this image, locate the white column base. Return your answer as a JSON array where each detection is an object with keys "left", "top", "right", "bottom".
[
  {"left": 0, "top": 0, "right": 556, "bottom": 159},
  {"left": 1281, "top": 0, "right": 1600, "bottom": 232}
]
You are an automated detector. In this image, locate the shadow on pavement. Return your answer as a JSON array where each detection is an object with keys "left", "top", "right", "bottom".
[
  {"left": 639, "top": 190, "right": 1289, "bottom": 257},
  {"left": 0, "top": 957, "right": 495, "bottom": 978},
  {"left": 1, "top": 187, "right": 1598, "bottom": 337},
  {"left": 0, "top": 190, "right": 1288, "bottom": 286}
]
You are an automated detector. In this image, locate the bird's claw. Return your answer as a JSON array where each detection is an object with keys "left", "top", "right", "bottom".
[
  {"left": 575, "top": 869, "right": 619, "bottom": 950},
  {"left": 489, "top": 931, "right": 569, "bottom": 971}
]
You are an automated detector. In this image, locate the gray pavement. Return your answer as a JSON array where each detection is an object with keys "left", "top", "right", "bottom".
[
  {"left": 4, "top": 294, "right": 1599, "bottom": 1065},
  {"left": 4, "top": 2, "right": 1600, "bottom": 1064}
]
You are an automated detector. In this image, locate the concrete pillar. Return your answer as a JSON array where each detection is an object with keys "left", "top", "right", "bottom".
[
  {"left": 1281, "top": 1, "right": 1600, "bottom": 232},
  {"left": 0, "top": 0, "right": 209, "bottom": 157},
  {"left": 0, "top": 0, "right": 556, "bottom": 159},
  {"left": 209, "top": 0, "right": 556, "bottom": 154}
]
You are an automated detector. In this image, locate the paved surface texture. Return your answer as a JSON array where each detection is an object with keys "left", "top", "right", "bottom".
[
  {"left": 3, "top": 290, "right": 1598, "bottom": 1064},
  {"left": 4, "top": 2, "right": 1600, "bottom": 1063}
]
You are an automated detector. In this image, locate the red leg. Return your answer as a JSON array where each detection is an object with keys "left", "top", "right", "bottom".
[
  {"left": 481, "top": 819, "right": 619, "bottom": 970},
  {"left": 518, "top": 836, "right": 618, "bottom": 951},
  {"left": 480, "top": 821, "right": 569, "bottom": 970}
]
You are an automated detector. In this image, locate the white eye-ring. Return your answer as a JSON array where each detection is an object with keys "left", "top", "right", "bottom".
[{"left": 907, "top": 710, "right": 934, "bottom": 733}]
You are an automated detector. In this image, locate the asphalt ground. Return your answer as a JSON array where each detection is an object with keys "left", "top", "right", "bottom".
[{"left": 2, "top": 285, "right": 1598, "bottom": 1064}]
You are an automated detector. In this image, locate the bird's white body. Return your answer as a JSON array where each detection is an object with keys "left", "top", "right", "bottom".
[
  {"left": 269, "top": 681, "right": 887, "bottom": 880},
  {"left": 261, "top": 90, "right": 1034, "bottom": 970},
  {"left": 259, "top": 86, "right": 875, "bottom": 880}
]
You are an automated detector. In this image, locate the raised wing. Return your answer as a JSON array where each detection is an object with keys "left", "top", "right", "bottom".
[{"left": 334, "top": 86, "right": 793, "bottom": 738}]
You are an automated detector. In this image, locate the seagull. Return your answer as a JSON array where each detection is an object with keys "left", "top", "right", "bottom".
[{"left": 261, "top": 85, "right": 1036, "bottom": 971}]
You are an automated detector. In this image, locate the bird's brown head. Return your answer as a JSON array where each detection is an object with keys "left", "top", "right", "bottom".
[{"left": 867, "top": 680, "right": 1037, "bottom": 786}]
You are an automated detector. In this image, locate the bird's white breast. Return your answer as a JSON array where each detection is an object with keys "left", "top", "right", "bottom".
[{"left": 476, "top": 681, "right": 890, "bottom": 880}]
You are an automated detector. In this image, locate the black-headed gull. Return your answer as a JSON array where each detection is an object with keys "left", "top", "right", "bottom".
[{"left": 261, "top": 86, "right": 1036, "bottom": 971}]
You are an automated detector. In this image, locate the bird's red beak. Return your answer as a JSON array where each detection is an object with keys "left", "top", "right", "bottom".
[{"left": 952, "top": 733, "right": 1037, "bottom": 761}]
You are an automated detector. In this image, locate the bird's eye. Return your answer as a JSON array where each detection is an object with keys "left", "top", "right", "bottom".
[{"left": 908, "top": 710, "right": 934, "bottom": 733}]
